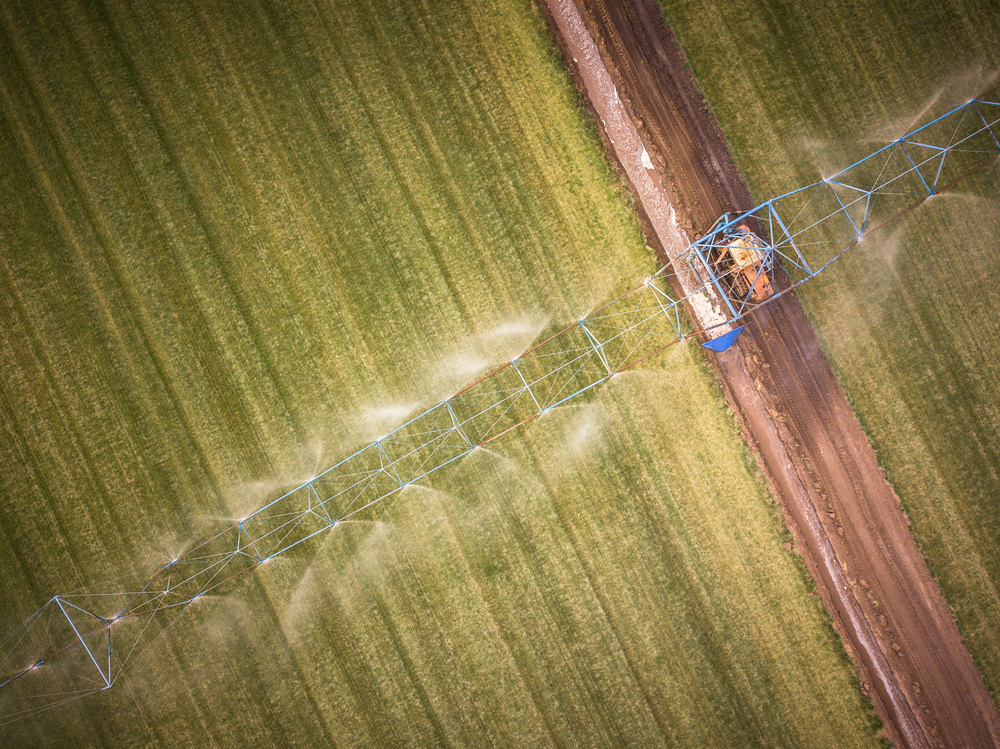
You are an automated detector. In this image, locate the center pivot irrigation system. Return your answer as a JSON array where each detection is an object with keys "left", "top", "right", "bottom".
[{"left": 2, "top": 89, "right": 998, "bottom": 727}]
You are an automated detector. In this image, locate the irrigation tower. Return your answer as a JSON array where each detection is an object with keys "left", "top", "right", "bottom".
[{"left": 2, "top": 89, "right": 998, "bottom": 726}]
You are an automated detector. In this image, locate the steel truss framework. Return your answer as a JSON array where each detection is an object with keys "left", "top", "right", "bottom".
[
  {"left": 2, "top": 90, "right": 998, "bottom": 726},
  {"left": 685, "top": 90, "right": 1000, "bottom": 321}
]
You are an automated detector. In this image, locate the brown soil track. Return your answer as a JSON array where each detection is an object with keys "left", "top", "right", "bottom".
[{"left": 541, "top": 0, "right": 1000, "bottom": 747}]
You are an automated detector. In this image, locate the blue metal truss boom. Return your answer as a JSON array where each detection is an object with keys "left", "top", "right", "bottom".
[{"left": 1, "top": 88, "right": 998, "bottom": 726}]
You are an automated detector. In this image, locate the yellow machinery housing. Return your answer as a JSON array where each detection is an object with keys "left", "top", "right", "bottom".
[{"left": 713, "top": 225, "right": 773, "bottom": 304}]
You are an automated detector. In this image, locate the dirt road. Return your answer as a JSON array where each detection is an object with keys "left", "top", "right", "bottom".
[{"left": 541, "top": 0, "right": 1000, "bottom": 746}]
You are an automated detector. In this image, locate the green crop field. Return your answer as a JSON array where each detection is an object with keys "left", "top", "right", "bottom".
[
  {"left": 663, "top": 0, "right": 1000, "bottom": 698},
  {"left": 0, "top": 0, "right": 885, "bottom": 746}
]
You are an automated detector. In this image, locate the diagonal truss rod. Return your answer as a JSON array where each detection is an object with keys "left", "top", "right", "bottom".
[{"left": 1, "top": 88, "right": 998, "bottom": 725}]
